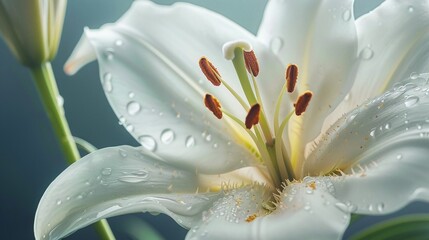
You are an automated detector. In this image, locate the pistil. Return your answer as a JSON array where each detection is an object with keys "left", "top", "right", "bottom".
[{"left": 199, "top": 45, "right": 312, "bottom": 189}]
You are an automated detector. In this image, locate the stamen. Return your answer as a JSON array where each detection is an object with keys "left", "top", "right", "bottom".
[
  {"left": 204, "top": 94, "right": 222, "bottom": 119},
  {"left": 199, "top": 57, "right": 221, "bottom": 86},
  {"left": 294, "top": 91, "right": 313, "bottom": 116},
  {"left": 286, "top": 64, "right": 298, "bottom": 93},
  {"left": 244, "top": 50, "right": 259, "bottom": 77},
  {"left": 245, "top": 104, "right": 261, "bottom": 129}
]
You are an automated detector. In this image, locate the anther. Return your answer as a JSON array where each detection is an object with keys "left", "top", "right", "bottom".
[
  {"left": 294, "top": 91, "right": 313, "bottom": 116},
  {"left": 204, "top": 94, "right": 222, "bottom": 119},
  {"left": 286, "top": 64, "right": 298, "bottom": 93},
  {"left": 245, "top": 103, "right": 261, "bottom": 129},
  {"left": 199, "top": 57, "right": 222, "bottom": 86},
  {"left": 244, "top": 50, "right": 260, "bottom": 77}
]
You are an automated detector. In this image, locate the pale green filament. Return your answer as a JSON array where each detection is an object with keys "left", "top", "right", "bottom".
[
  {"left": 222, "top": 110, "right": 281, "bottom": 187},
  {"left": 208, "top": 47, "right": 301, "bottom": 187},
  {"left": 232, "top": 48, "right": 273, "bottom": 144}
]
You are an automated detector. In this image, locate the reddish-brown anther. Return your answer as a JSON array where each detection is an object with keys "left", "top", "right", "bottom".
[
  {"left": 199, "top": 57, "right": 222, "bottom": 86},
  {"left": 286, "top": 64, "right": 298, "bottom": 93},
  {"left": 245, "top": 104, "right": 261, "bottom": 129},
  {"left": 294, "top": 91, "right": 313, "bottom": 116},
  {"left": 244, "top": 50, "right": 260, "bottom": 77},
  {"left": 204, "top": 94, "right": 222, "bottom": 119}
]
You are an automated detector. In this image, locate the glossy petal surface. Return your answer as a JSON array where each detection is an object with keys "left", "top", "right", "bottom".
[
  {"left": 258, "top": 0, "right": 358, "bottom": 164},
  {"left": 34, "top": 146, "right": 221, "bottom": 240},
  {"left": 187, "top": 181, "right": 349, "bottom": 240},
  {"left": 305, "top": 77, "right": 429, "bottom": 215}
]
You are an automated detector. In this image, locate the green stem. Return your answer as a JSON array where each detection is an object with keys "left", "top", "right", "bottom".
[{"left": 30, "top": 62, "right": 116, "bottom": 240}]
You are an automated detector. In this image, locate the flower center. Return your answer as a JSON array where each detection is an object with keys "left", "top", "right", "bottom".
[{"left": 199, "top": 43, "right": 312, "bottom": 189}]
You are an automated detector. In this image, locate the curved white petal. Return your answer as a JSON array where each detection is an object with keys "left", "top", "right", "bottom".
[
  {"left": 258, "top": 0, "right": 358, "bottom": 161},
  {"left": 34, "top": 146, "right": 223, "bottom": 240},
  {"left": 304, "top": 77, "right": 429, "bottom": 215},
  {"left": 325, "top": 0, "right": 429, "bottom": 127},
  {"left": 187, "top": 181, "right": 349, "bottom": 240},
  {"left": 65, "top": 1, "right": 285, "bottom": 174}
]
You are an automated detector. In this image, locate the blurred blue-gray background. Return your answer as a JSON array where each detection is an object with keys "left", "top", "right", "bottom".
[{"left": 2, "top": 0, "right": 428, "bottom": 239}]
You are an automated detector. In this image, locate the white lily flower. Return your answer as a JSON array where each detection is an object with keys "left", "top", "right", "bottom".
[
  {"left": 35, "top": 0, "right": 429, "bottom": 239},
  {"left": 0, "top": 0, "right": 66, "bottom": 66}
]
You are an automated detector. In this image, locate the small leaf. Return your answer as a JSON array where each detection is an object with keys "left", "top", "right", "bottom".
[{"left": 350, "top": 214, "right": 429, "bottom": 240}]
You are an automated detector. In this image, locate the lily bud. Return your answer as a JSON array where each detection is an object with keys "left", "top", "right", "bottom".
[{"left": 0, "top": 0, "right": 67, "bottom": 67}]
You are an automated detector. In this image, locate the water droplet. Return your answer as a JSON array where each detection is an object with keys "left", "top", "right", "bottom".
[
  {"left": 410, "top": 72, "right": 419, "bottom": 79},
  {"left": 56, "top": 200, "right": 62, "bottom": 205},
  {"left": 115, "top": 39, "right": 123, "bottom": 46},
  {"left": 344, "top": 93, "right": 351, "bottom": 101},
  {"left": 335, "top": 202, "right": 349, "bottom": 213},
  {"left": 185, "top": 136, "right": 196, "bottom": 148},
  {"left": 270, "top": 37, "right": 283, "bottom": 54},
  {"left": 128, "top": 92, "right": 135, "bottom": 98},
  {"left": 417, "top": 124, "right": 423, "bottom": 130},
  {"left": 205, "top": 134, "right": 212, "bottom": 142},
  {"left": 342, "top": 10, "right": 351, "bottom": 21},
  {"left": 408, "top": 6, "right": 414, "bottom": 13},
  {"left": 377, "top": 203, "right": 385, "bottom": 212},
  {"left": 103, "top": 73, "right": 113, "bottom": 92},
  {"left": 127, "top": 101, "right": 141, "bottom": 115},
  {"left": 101, "top": 168, "right": 112, "bottom": 176},
  {"left": 160, "top": 129, "right": 175, "bottom": 144},
  {"left": 304, "top": 205, "right": 311, "bottom": 211},
  {"left": 370, "top": 128, "right": 376, "bottom": 137},
  {"left": 132, "top": 170, "right": 149, "bottom": 177},
  {"left": 139, "top": 135, "right": 157, "bottom": 152},
  {"left": 213, "top": 143, "right": 219, "bottom": 149},
  {"left": 396, "top": 154, "right": 403, "bottom": 160},
  {"left": 119, "top": 149, "right": 127, "bottom": 158},
  {"left": 404, "top": 96, "right": 419, "bottom": 108},
  {"left": 384, "top": 123, "right": 391, "bottom": 130},
  {"left": 348, "top": 112, "right": 358, "bottom": 122},
  {"left": 125, "top": 124, "right": 134, "bottom": 132},
  {"left": 103, "top": 48, "right": 115, "bottom": 60},
  {"left": 119, "top": 173, "right": 149, "bottom": 183},
  {"left": 306, "top": 189, "right": 313, "bottom": 195},
  {"left": 57, "top": 95, "right": 64, "bottom": 107},
  {"left": 359, "top": 47, "right": 374, "bottom": 60}
]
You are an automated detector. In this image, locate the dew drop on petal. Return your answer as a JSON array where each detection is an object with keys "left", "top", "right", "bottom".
[
  {"left": 410, "top": 72, "right": 419, "bottom": 79},
  {"left": 101, "top": 168, "right": 112, "bottom": 176},
  {"left": 128, "top": 91, "right": 135, "bottom": 98},
  {"left": 384, "top": 123, "right": 391, "bottom": 130},
  {"left": 139, "top": 135, "right": 157, "bottom": 152},
  {"left": 205, "top": 134, "right": 212, "bottom": 142},
  {"left": 370, "top": 128, "right": 376, "bottom": 137},
  {"left": 56, "top": 200, "right": 62, "bottom": 206},
  {"left": 396, "top": 154, "right": 403, "bottom": 160},
  {"left": 408, "top": 6, "right": 414, "bottom": 13},
  {"left": 115, "top": 39, "right": 123, "bottom": 46},
  {"left": 342, "top": 10, "right": 351, "bottom": 21},
  {"left": 359, "top": 47, "right": 374, "bottom": 60},
  {"left": 335, "top": 202, "right": 349, "bottom": 213},
  {"left": 127, "top": 101, "right": 141, "bottom": 115},
  {"left": 102, "top": 73, "right": 113, "bottom": 92},
  {"left": 270, "top": 37, "right": 283, "bottom": 54},
  {"left": 103, "top": 48, "right": 115, "bottom": 60},
  {"left": 185, "top": 136, "right": 196, "bottom": 148},
  {"left": 404, "top": 96, "right": 419, "bottom": 108},
  {"left": 160, "top": 129, "right": 175, "bottom": 144},
  {"left": 377, "top": 203, "right": 385, "bottom": 212}
]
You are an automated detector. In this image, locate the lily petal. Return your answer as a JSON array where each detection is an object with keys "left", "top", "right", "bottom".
[
  {"left": 325, "top": 0, "right": 429, "bottom": 127},
  {"left": 65, "top": 1, "right": 274, "bottom": 174},
  {"left": 304, "top": 76, "right": 429, "bottom": 214},
  {"left": 34, "top": 146, "right": 221, "bottom": 240},
  {"left": 187, "top": 181, "right": 349, "bottom": 240},
  {"left": 258, "top": 0, "right": 358, "bottom": 162}
]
